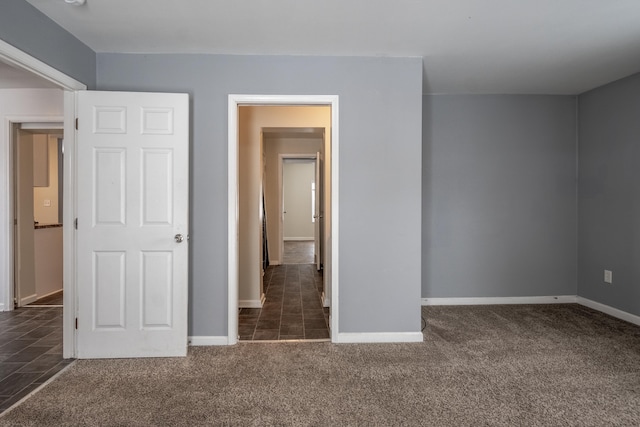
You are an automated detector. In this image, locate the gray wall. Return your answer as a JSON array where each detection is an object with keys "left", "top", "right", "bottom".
[
  {"left": 0, "top": 0, "right": 96, "bottom": 88},
  {"left": 578, "top": 72, "right": 640, "bottom": 316},
  {"left": 423, "top": 95, "right": 577, "bottom": 298},
  {"left": 97, "top": 53, "right": 423, "bottom": 336}
]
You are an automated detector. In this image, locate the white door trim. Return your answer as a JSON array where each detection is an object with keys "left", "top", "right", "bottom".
[
  {"left": 228, "top": 94, "right": 339, "bottom": 344},
  {"left": 0, "top": 38, "right": 86, "bottom": 359},
  {"left": 0, "top": 40, "right": 86, "bottom": 91},
  {"left": 6, "top": 115, "right": 64, "bottom": 308}
]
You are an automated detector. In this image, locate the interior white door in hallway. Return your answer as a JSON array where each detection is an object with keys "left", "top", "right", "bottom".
[{"left": 76, "top": 91, "right": 189, "bottom": 358}]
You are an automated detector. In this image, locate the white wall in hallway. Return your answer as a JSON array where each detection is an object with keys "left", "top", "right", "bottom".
[{"left": 283, "top": 160, "right": 315, "bottom": 240}]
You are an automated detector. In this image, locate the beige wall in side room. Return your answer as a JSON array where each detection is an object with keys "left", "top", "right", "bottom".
[
  {"left": 33, "top": 134, "right": 60, "bottom": 225},
  {"left": 34, "top": 227, "right": 63, "bottom": 297},
  {"left": 238, "top": 105, "right": 330, "bottom": 306}
]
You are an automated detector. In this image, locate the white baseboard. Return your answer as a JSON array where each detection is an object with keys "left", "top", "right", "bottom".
[
  {"left": 270, "top": 260, "right": 282, "bottom": 266},
  {"left": 322, "top": 293, "right": 330, "bottom": 308},
  {"left": 20, "top": 294, "right": 38, "bottom": 306},
  {"left": 422, "top": 296, "right": 577, "bottom": 306},
  {"left": 239, "top": 297, "right": 264, "bottom": 309},
  {"left": 284, "top": 237, "right": 314, "bottom": 241},
  {"left": 188, "top": 336, "right": 230, "bottom": 346},
  {"left": 0, "top": 303, "right": 5, "bottom": 312},
  {"left": 334, "top": 332, "right": 424, "bottom": 343},
  {"left": 420, "top": 295, "right": 640, "bottom": 328},
  {"left": 577, "top": 297, "right": 640, "bottom": 327},
  {"left": 38, "top": 289, "right": 63, "bottom": 300}
]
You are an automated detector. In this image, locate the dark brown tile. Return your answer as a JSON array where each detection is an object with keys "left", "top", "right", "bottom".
[
  {"left": 0, "top": 363, "right": 25, "bottom": 382},
  {"left": 281, "top": 315, "right": 303, "bottom": 325},
  {"left": 239, "top": 312, "right": 258, "bottom": 320},
  {"left": 20, "top": 326, "right": 57, "bottom": 340},
  {"left": 304, "top": 318, "right": 328, "bottom": 329},
  {"left": 0, "top": 383, "right": 40, "bottom": 412},
  {"left": 33, "top": 332, "right": 62, "bottom": 346},
  {"left": 239, "top": 325, "right": 256, "bottom": 336},
  {"left": 262, "top": 302, "right": 282, "bottom": 311},
  {"left": 282, "top": 305, "right": 302, "bottom": 315},
  {"left": 5, "top": 322, "right": 39, "bottom": 334},
  {"left": 3, "top": 345, "right": 50, "bottom": 363},
  {"left": 256, "top": 318, "right": 280, "bottom": 330},
  {"left": 0, "top": 332, "right": 26, "bottom": 342},
  {"left": 303, "top": 309, "right": 326, "bottom": 318},
  {"left": 0, "top": 339, "right": 38, "bottom": 355},
  {"left": 302, "top": 292, "right": 320, "bottom": 301},
  {"left": 34, "top": 362, "right": 69, "bottom": 384},
  {"left": 18, "top": 353, "right": 63, "bottom": 374},
  {"left": 258, "top": 311, "right": 282, "bottom": 320},
  {"left": 238, "top": 317, "right": 257, "bottom": 327},
  {"left": 280, "top": 324, "right": 304, "bottom": 335},
  {"left": 0, "top": 372, "right": 42, "bottom": 396},
  {"left": 239, "top": 260, "right": 327, "bottom": 342},
  {"left": 45, "top": 345, "right": 62, "bottom": 356}
]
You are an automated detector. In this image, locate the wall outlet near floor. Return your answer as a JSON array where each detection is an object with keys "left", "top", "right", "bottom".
[
  {"left": 43, "top": 199, "right": 51, "bottom": 207},
  {"left": 604, "top": 270, "right": 613, "bottom": 284}
]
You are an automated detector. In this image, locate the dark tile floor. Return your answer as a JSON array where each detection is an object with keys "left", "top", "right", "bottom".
[
  {"left": 0, "top": 305, "right": 72, "bottom": 413},
  {"left": 282, "top": 240, "right": 315, "bottom": 264},
  {"left": 27, "top": 291, "right": 63, "bottom": 306},
  {"left": 239, "top": 264, "right": 330, "bottom": 341}
]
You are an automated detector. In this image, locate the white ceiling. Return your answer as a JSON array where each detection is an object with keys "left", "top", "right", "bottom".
[{"left": 22, "top": 0, "right": 640, "bottom": 94}]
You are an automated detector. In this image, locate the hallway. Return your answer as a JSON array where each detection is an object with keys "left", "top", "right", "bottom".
[{"left": 239, "top": 264, "right": 329, "bottom": 341}]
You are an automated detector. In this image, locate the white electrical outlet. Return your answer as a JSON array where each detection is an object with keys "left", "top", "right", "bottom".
[
  {"left": 604, "top": 270, "right": 613, "bottom": 284},
  {"left": 43, "top": 199, "right": 51, "bottom": 207}
]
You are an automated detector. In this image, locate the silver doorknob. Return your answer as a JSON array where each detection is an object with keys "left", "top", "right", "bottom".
[{"left": 174, "top": 234, "right": 184, "bottom": 243}]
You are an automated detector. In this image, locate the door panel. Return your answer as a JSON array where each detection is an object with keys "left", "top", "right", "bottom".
[{"left": 76, "top": 91, "right": 189, "bottom": 358}]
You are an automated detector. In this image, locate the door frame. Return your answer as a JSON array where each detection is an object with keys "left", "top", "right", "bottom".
[
  {"left": 12, "top": 123, "right": 64, "bottom": 308},
  {"left": 279, "top": 153, "right": 317, "bottom": 264},
  {"left": 0, "top": 39, "right": 86, "bottom": 358},
  {"left": 228, "top": 95, "right": 339, "bottom": 344}
]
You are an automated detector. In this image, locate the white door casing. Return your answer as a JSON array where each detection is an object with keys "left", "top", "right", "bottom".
[
  {"left": 228, "top": 94, "right": 339, "bottom": 344},
  {"left": 15, "top": 131, "right": 36, "bottom": 307},
  {"left": 76, "top": 91, "right": 189, "bottom": 358},
  {"left": 314, "top": 152, "right": 321, "bottom": 271}
]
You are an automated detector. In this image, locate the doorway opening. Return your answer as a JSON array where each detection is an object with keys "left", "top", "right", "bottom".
[
  {"left": 0, "top": 39, "right": 87, "bottom": 360},
  {"left": 228, "top": 95, "right": 340, "bottom": 344},
  {"left": 13, "top": 125, "right": 64, "bottom": 309}
]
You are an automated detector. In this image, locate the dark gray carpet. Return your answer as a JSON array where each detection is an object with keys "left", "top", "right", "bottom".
[{"left": 1, "top": 304, "right": 639, "bottom": 426}]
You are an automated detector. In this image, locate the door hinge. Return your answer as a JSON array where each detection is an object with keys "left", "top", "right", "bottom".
[
  {"left": 14, "top": 218, "right": 17, "bottom": 225},
  {"left": 75, "top": 318, "right": 78, "bottom": 329},
  {"left": 75, "top": 118, "right": 78, "bottom": 130},
  {"left": 74, "top": 218, "right": 78, "bottom": 230}
]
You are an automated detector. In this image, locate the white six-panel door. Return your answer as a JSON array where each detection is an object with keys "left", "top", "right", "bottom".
[{"left": 76, "top": 91, "right": 189, "bottom": 358}]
